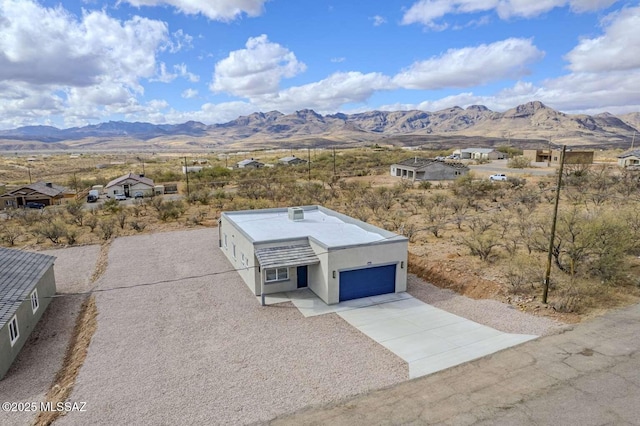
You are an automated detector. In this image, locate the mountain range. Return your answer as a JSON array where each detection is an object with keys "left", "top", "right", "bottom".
[{"left": 1, "top": 101, "right": 638, "bottom": 151}]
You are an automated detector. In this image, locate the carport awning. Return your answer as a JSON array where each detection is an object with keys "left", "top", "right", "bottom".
[{"left": 255, "top": 244, "right": 320, "bottom": 269}]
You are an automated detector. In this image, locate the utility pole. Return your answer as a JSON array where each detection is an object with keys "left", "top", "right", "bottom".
[
  {"left": 183, "top": 156, "right": 190, "bottom": 197},
  {"left": 542, "top": 145, "right": 567, "bottom": 304},
  {"left": 307, "top": 148, "right": 311, "bottom": 181},
  {"left": 333, "top": 147, "right": 336, "bottom": 176},
  {"left": 27, "top": 165, "right": 32, "bottom": 184},
  {"left": 632, "top": 131, "right": 636, "bottom": 149}
]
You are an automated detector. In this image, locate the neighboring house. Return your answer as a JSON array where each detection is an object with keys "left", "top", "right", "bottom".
[
  {"left": 236, "top": 159, "right": 264, "bottom": 169},
  {"left": 523, "top": 149, "right": 594, "bottom": 165},
  {"left": 0, "top": 181, "right": 69, "bottom": 209},
  {"left": 0, "top": 248, "right": 56, "bottom": 379},
  {"left": 105, "top": 173, "right": 154, "bottom": 198},
  {"left": 390, "top": 158, "right": 469, "bottom": 181},
  {"left": 617, "top": 150, "right": 640, "bottom": 167},
  {"left": 219, "top": 206, "right": 408, "bottom": 305},
  {"left": 279, "top": 156, "right": 307, "bottom": 166},
  {"left": 459, "top": 148, "right": 507, "bottom": 160}
]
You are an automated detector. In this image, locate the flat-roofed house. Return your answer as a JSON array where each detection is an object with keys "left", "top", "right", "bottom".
[
  {"left": 390, "top": 158, "right": 469, "bottom": 181},
  {"left": 219, "top": 206, "right": 408, "bottom": 305}
]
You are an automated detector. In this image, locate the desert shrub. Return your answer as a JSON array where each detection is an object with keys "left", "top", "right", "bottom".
[
  {"left": 103, "top": 198, "right": 121, "bottom": 214},
  {"left": 65, "top": 200, "right": 85, "bottom": 226},
  {"left": 507, "top": 156, "right": 531, "bottom": 168},
  {"left": 187, "top": 189, "right": 212, "bottom": 205},
  {"left": 34, "top": 220, "right": 66, "bottom": 244},
  {"left": 65, "top": 227, "right": 78, "bottom": 245},
  {"left": 130, "top": 220, "right": 146, "bottom": 232},
  {"left": 0, "top": 224, "right": 23, "bottom": 246},
  {"left": 418, "top": 181, "right": 432, "bottom": 190},
  {"left": 116, "top": 210, "right": 128, "bottom": 229},
  {"left": 85, "top": 215, "right": 98, "bottom": 232},
  {"left": 98, "top": 219, "right": 116, "bottom": 240},
  {"left": 156, "top": 200, "right": 186, "bottom": 221}
]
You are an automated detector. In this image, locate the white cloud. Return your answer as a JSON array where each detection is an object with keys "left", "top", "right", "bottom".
[
  {"left": 174, "top": 64, "right": 200, "bottom": 82},
  {"left": 168, "top": 29, "right": 193, "bottom": 53},
  {"left": 393, "top": 38, "right": 544, "bottom": 89},
  {"left": 121, "top": 0, "right": 267, "bottom": 21},
  {"left": 401, "top": 0, "right": 619, "bottom": 28},
  {"left": 565, "top": 6, "right": 640, "bottom": 72},
  {"left": 371, "top": 15, "right": 387, "bottom": 26},
  {"left": 330, "top": 57, "right": 346, "bottom": 63},
  {"left": 211, "top": 35, "right": 306, "bottom": 97},
  {"left": 253, "top": 71, "right": 394, "bottom": 113},
  {"left": 181, "top": 88, "right": 198, "bottom": 99}
]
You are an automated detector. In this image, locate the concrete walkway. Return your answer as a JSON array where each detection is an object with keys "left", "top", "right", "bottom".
[
  {"left": 262, "top": 290, "right": 537, "bottom": 379},
  {"left": 269, "top": 303, "right": 640, "bottom": 425}
]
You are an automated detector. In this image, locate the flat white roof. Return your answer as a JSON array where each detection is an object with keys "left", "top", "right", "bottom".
[{"left": 226, "top": 208, "right": 390, "bottom": 247}]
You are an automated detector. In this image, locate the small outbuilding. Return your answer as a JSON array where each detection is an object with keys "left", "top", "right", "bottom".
[
  {"left": 390, "top": 158, "right": 469, "bottom": 181},
  {"left": 219, "top": 206, "right": 408, "bottom": 305},
  {"left": 279, "top": 156, "right": 307, "bottom": 166},
  {"left": 523, "top": 149, "right": 594, "bottom": 165},
  {"left": 105, "top": 173, "right": 154, "bottom": 198},
  {"left": 0, "top": 248, "right": 56, "bottom": 379}
]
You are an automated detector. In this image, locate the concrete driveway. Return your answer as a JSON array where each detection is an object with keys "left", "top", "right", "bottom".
[
  {"left": 264, "top": 290, "right": 537, "bottom": 379},
  {"left": 337, "top": 297, "right": 537, "bottom": 378}
]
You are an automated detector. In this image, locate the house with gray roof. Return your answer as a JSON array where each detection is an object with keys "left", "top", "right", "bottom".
[
  {"left": 0, "top": 248, "right": 56, "bottom": 379},
  {"left": 390, "top": 158, "right": 469, "bottom": 181},
  {"left": 617, "top": 150, "right": 640, "bottom": 167},
  {"left": 219, "top": 206, "right": 408, "bottom": 305},
  {"left": 0, "top": 181, "right": 71, "bottom": 209},
  {"left": 236, "top": 158, "right": 264, "bottom": 169},
  {"left": 105, "top": 173, "right": 154, "bottom": 198},
  {"left": 278, "top": 156, "right": 307, "bottom": 166}
]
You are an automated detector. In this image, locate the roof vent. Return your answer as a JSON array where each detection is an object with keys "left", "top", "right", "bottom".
[
  {"left": 45, "top": 182, "right": 53, "bottom": 188},
  {"left": 288, "top": 207, "right": 304, "bottom": 221}
]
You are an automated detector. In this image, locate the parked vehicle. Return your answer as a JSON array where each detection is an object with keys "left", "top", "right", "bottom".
[
  {"left": 87, "top": 189, "right": 100, "bottom": 203},
  {"left": 134, "top": 191, "right": 144, "bottom": 199},
  {"left": 115, "top": 194, "right": 127, "bottom": 201},
  {"left": 25, "top": 202, "right": 45, "bottom": 209},
  {"left": 489, "top": 173, "right": 507, "bottom": 181}
]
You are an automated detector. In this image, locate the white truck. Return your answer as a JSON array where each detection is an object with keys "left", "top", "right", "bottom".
[
  {"left": 87, "top": 189, "right": 100, "bottom": 203},
  {"left": 489, "top": 173, "right": 507, "bottom": 181}
]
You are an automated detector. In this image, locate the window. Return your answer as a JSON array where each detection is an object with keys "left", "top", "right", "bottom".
[
  {"left": 224, "top": 234, "right": 228, "bottom": 248},
  {"left": 31, "top": 289, "right": 39, "bottom": 314},
  {"left": 232, "top": 243, "right": 236, "bottom": 259},
  {"left": 265, "top": 267, "right": 289, "bottom": 282},
  {"left": 9, "top": 316, "right": 19, "bottom": 347}
]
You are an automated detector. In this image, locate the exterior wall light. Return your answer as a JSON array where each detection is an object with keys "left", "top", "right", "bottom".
[
  {"left": 332, "top": 270, "right": 336, "bottom": 279},
  {"left": 401, "top": 261, "right": 404, "bottom": 269}
]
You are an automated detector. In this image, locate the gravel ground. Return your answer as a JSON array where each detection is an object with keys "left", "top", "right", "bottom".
[
  {"left": 407, "top": 274, "right": 567, "bottom": 336},
  {"left": 0, "top": 245, "right": 100, "bottom": 426},
  {"left": 57, "top": 229, "right": 406, "bottom": 426}
]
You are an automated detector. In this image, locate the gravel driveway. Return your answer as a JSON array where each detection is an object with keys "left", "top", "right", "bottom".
[
  {"left": 58, "top": 229, "right": 406, "bottom": 426},
  {"left": 0, "top": 245, "right": 100, "bottom": 426}
]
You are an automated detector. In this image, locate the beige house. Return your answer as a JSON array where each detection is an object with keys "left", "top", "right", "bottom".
[
  {"left": 105, "top": 173, "right": 154, "bottom": 198},
  {"left": 0, "top": 182, "right": 71, "bottom": 209},
  {"left": 523, "top": 149, "right": 594, "bottom": 165},
  {"left": 219, "top": 206, "right": 408, "bottom": 305}
]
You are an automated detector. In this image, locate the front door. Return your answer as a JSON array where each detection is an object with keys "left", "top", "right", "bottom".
[
  {"left": 297, "top": 265, "right": 308, "bottom": 288},
  {"left": 123, "top": 184, "right": 130, "bottom": 197}
]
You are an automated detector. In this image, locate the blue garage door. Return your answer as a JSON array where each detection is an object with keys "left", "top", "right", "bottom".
[{"left": 339, "top": 264, "right": 396, "bottom": 302}]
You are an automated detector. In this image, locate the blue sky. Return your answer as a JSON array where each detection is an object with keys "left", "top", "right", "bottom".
[{"left": 0, "top": 0, "right": 639, "bottom": 129}]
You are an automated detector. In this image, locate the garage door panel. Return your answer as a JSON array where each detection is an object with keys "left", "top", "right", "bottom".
[{"left": 339, "top": 264, "right": 396, "bottom": 302}]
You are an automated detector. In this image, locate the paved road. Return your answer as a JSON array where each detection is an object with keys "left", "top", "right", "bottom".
[{"left": 270, "top": 303, "right": 640, "bottom": 425}]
